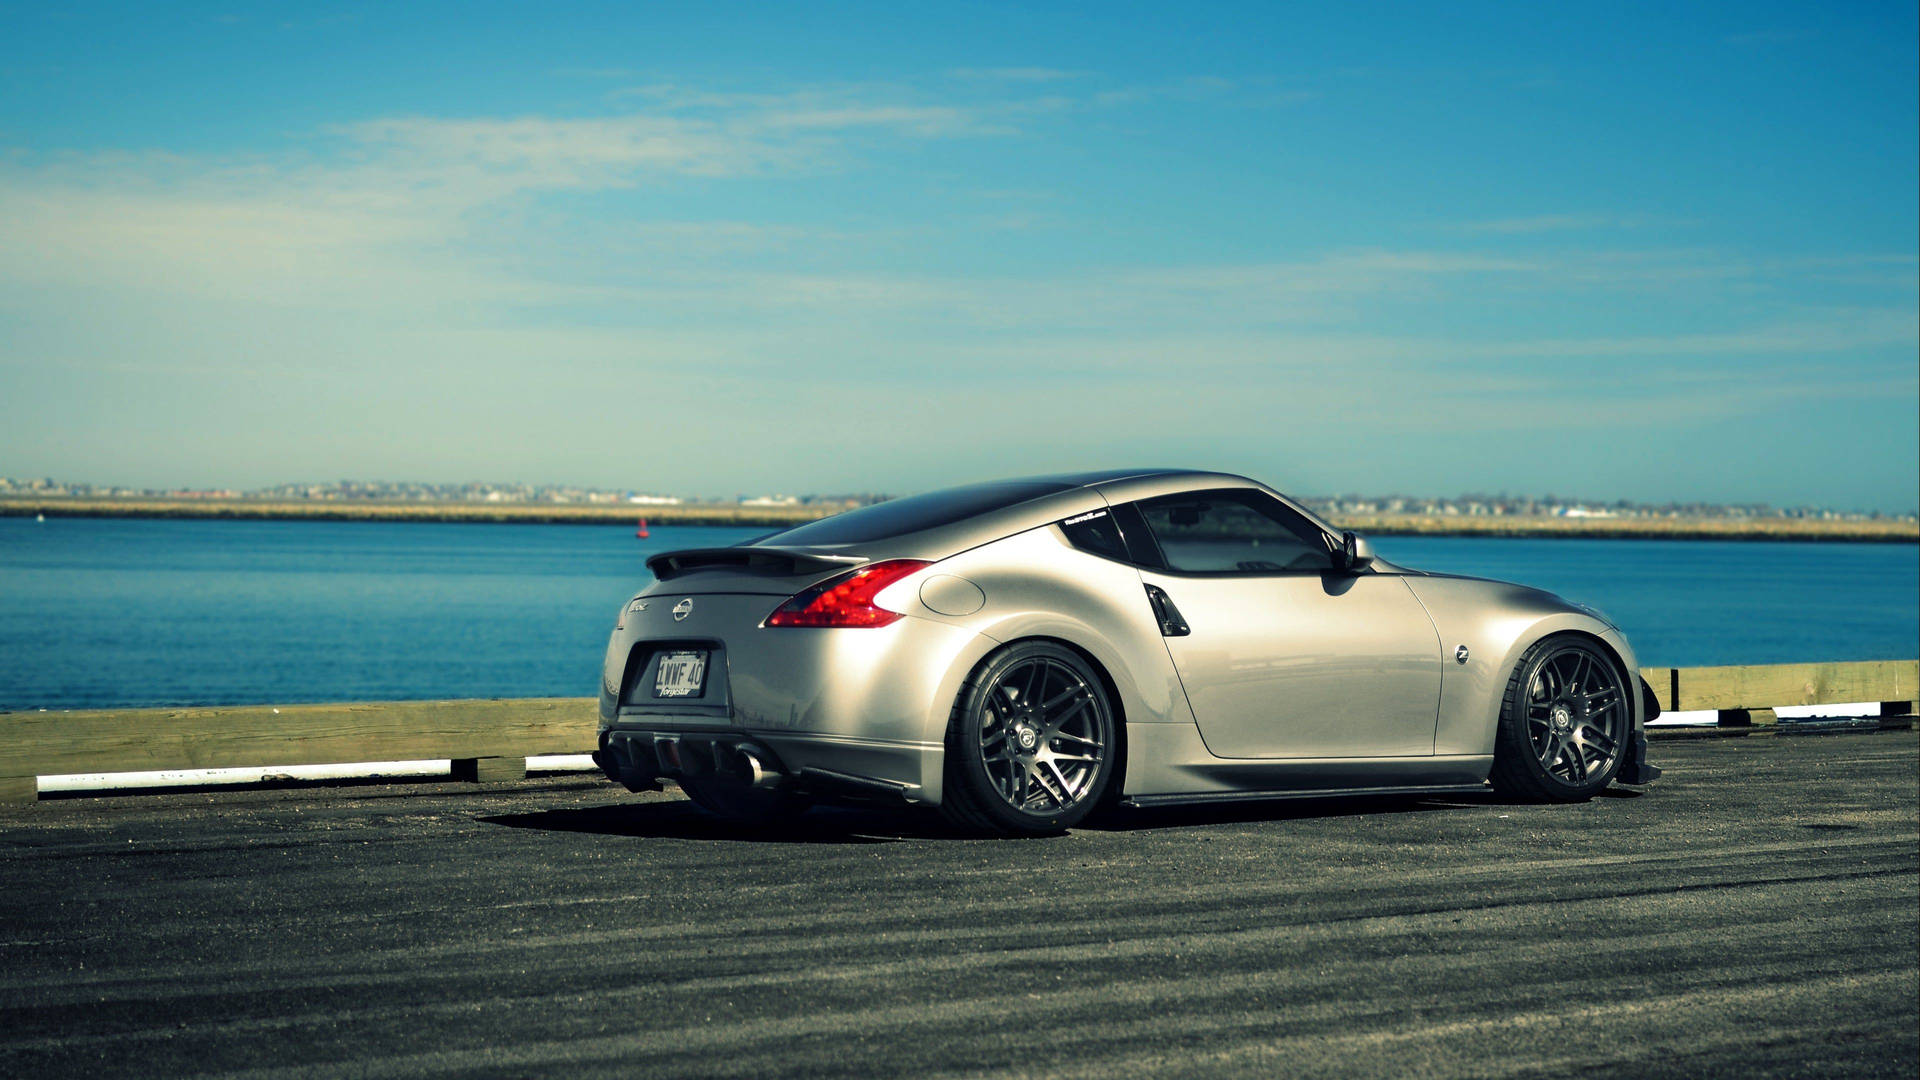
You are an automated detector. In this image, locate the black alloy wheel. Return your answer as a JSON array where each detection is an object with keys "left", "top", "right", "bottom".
[
  {"left": 941, "top": 641, "right": 1117, "bottom": 836},
  {"left": 1490, "top": 634, "right": 1630, "bottom": 801}
]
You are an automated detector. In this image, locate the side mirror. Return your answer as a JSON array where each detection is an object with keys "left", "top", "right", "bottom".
[{"left": 1340, "top": 531, "right": 1375, "bottom": 572}]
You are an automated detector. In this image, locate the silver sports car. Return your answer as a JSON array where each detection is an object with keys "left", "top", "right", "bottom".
[{"left": 594, "top": 469, "right": 1660, "bottom": 835}]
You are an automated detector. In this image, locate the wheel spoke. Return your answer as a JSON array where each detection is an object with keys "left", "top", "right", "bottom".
[
  {"left": 1579, "top": 723, "right": 1617, "bottom": 754},
  {"left": 1051, "top": 731, "right": 1103, "bottom": 749},
  {"left": 1040, "top": 684, "right": 1081, "bottom": 711},
  {"left": 1042, "top": 697, "right": 1088, "bottom": 735},
  {"left": 1027, "top": 762, "right": 1060, "bottom": 807},
  {"left": 1024, "top": 661, "right": 1048, "bottom": 707},
  {"left": 1043, "top": 759, "right": 1077, "bottom": 801},
  {"left": 1549, "top": 654, "right": 1573, "bottom": 694}
]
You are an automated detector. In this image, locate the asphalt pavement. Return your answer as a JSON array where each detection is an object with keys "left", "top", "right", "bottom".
[{"left": 2, "top": 732, "right": 1915, "bottom": 1079}]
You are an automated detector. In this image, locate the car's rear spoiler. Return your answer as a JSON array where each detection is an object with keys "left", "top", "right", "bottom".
[{"left": 645, "top": 546, "right": 866, "bottom": 582}]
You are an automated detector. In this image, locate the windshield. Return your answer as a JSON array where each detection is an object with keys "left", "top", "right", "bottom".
[{"left": 755, "top": 480, "right": 1074, "bottom": 546}]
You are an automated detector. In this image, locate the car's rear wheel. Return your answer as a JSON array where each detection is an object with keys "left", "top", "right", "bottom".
[
  {"left": 679, "top": 778, "right": 813, "bottom": 826},
  {"left": 1489, "top": 634, "right": 1629, "bottom": 801},
  {"left": 941, "top": 642, "right": 1117, "bottom": 836}
]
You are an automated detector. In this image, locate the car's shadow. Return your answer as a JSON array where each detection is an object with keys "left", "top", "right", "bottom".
[
  {"left": 1092, "top": 793, "right": 1469, "bottom": 831},
  {"left": 480, "top": 800, "right": 977, "bottom": 844},
  {"left": 1094, "top": 785, "right": 1642, "bottom": 830},
  {"left": 479, "top": 785, "right": 1619, "bottom": 843}
]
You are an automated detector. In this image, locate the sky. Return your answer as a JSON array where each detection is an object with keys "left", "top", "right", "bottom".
[{"left": 1, "top": 2, "right": 1915, "bottom": 510}]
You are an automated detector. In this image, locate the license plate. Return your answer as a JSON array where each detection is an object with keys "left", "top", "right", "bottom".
[{"left": 653, "top": 651, "right": 708, "bottom": 698}]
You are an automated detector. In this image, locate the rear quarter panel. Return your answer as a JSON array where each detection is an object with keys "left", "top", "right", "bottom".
[{"left": 881, "top": 523, "right": 1200, "bottom": 735}]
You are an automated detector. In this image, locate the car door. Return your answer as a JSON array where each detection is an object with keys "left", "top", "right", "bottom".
[{"left": 1124, "top": 489, "right": 1443, "bottom": 759}]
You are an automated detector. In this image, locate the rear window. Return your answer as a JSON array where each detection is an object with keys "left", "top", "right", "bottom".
[{"left": 755, "top": 480, "right": 1074, "bottom": 546}]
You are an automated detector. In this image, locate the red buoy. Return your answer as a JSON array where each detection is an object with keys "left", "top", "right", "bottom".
[{"left": 636, "top": 517, "right": 650, "bottom": 539}]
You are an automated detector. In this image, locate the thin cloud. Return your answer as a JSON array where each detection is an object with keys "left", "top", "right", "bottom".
[
  {"left": 4, "top": 82, "right": 1912, "bottom": 482},
  {"left": 341, "top": 113, "right": 770, "bottom": 185},
  {"left": 1447, "top": 214, "right": 1681, "bottom": 235},
  {"left": 1090, "top": 77, "right": 1312, "bottom": 109},
  {"left": 746, "top": 104, "right": 989, "bottom": 136},
  {"left": 553, "top": 67, "right": 645, "bottom": 80},
  {"left": 1453, "top": 311, "right": 1920, "bottom": 360},
  {"left": 947, "top": 67, "right": 1088, "bottom": 82}
]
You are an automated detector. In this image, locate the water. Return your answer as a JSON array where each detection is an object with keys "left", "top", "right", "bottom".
[{"left": 1, "top": 517, "right": 1914, "bottom": 711}]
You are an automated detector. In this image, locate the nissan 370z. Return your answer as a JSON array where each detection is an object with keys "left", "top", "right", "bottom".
[{"left": 594, "top": 470, "right": 1661, "bottom": 835}]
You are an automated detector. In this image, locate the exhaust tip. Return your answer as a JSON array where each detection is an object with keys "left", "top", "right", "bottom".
[{"left": 729, "top": 744, "right": 784, "bottom": 790}]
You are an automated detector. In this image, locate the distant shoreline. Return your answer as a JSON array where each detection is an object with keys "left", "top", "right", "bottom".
[{"left": 4, "top": 495, "right": 1914, "bottom": 543}]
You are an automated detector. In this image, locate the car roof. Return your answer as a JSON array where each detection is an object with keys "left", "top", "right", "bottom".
[
  {"left": 1004, "top": 467, "right": 1238, "bottom": 487},
  {"left": 744, "top": 467, "right": 1332, "bottom": 563}
]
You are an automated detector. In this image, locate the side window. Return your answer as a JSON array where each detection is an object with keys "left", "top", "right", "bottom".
[
  {"left": 1136, "top": 490, "right": 1335, "bottom": 574},
  {"left": 1059, "top": 508, "right": 1128, "bottom": 561}
]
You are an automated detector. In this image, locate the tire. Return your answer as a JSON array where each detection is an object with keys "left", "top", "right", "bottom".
[
  {"left": 940, "top": 641, "right": 1118, "bottom": 836},
  {"left": 678, "top": 778, "right": 813, "bottom": 826},
  {"left": 1489, "top": 634, "right": 1630, "bottom": 802}
]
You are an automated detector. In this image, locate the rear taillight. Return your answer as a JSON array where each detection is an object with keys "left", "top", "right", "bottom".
[{"left": 765, "top": 560, "right": 932, "bottom": 628}]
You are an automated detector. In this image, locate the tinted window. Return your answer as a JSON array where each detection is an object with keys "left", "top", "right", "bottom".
[
  {"left": 1060, "top": 509, "right": 1127, "bottom": 561},
  {"left": 756, "top": 481, "right": 1073, "bottom": 546},
  {"left": 1136, "top": 490, "right": 1335, "bottom": 573}
]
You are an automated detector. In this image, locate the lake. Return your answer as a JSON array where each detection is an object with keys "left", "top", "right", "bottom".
[{"left": 1, "top": 517, "right": 1914, "bottom": 711}]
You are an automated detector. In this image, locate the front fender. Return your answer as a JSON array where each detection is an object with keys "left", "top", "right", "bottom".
[{"left": 1403, "top": 575, "right": 1629, "bottom": 757}]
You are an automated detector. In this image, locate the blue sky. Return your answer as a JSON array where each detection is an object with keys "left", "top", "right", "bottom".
[{"left": 1, "top": 2, "right": 1915, "bottom": 510}]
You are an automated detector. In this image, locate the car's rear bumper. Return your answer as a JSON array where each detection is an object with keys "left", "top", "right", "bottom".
[
  {"left": 601, "top": 592, "right": 994, "bottom": 752},
  {"left": 595, "top": 727, "right": 944, "bottom": 804}
]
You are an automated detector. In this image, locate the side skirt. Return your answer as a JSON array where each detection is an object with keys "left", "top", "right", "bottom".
[
  {"left": 1122, "top": 782, "right": 1491, "bottom": 809},
  {"left": 1119, "top": 723, "right": 1495, "bottom": 798}
]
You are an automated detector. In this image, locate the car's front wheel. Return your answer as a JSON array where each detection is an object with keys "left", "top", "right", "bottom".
[
  {"left": 941, "top": 642, "right": 1117, "bottom": 836},
  {"left": 1489, "top": 634, "right": 1629, "bottom": 801}
]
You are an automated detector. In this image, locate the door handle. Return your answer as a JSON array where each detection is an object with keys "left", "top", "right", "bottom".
[{"left": 1144, "top": 584, "right": 1190, "bottom": 637}]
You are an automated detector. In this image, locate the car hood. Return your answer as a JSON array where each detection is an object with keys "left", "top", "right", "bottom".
[{"left": 1400, "top": 569, "right": 1618, "bottom": 630}]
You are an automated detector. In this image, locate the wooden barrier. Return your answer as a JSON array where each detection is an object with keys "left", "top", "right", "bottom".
[
  {"left": 1638, "top": 660, "right": 1918, "bottom": 730},
  {"left": 2, "top": 660, "right": 1915, "bottom": 803},
  {"left": 0, "top": 698, "right": 597, "bottom": 804}
]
